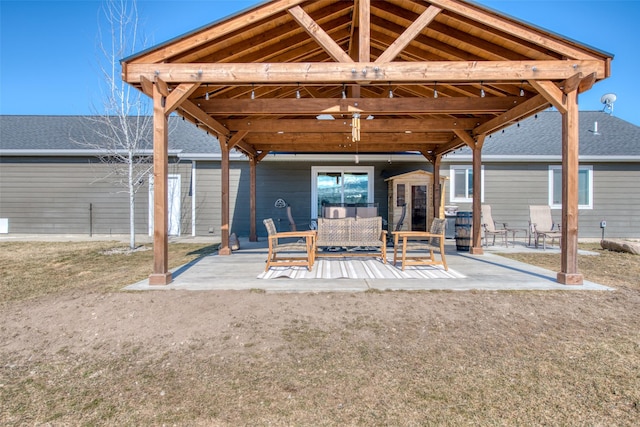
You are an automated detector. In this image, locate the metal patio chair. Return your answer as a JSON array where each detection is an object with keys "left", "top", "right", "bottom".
[
  {"left": 529, "top": 205, "right": 562, "bottom": 249},
  {"left": 481, "top": 204, "right": 509, "bottom": 247}
]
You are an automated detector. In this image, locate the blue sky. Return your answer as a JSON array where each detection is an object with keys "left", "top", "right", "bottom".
[{"left": 1, "top": 0, "right": 639, "bottom": 126}]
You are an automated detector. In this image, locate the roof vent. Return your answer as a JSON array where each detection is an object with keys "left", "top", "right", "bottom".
[{"left": 589, "top": 121, "right": 600, "bottom": 136}]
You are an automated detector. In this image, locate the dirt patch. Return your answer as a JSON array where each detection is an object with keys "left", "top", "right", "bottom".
[{"left": 1, "top": 242, "right": 639, "bottom": 425}]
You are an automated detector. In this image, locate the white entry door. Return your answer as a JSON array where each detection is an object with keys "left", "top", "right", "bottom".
[{"left": 148, "top": 174, "right": 181, "bottom": 236}]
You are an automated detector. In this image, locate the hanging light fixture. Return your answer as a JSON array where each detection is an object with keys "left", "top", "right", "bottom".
[
  {"left": 519, "top": 81, "right": 525, "bottom": 97},
  {"left": 352, "top": 112, "right": 361, "bottom": 163},
  {"left": 433, "top": 81, "right": 438, "bottom": 98},
  {"left": 296, "top": 83, "right": 301, "bottom": 99},
  {"left": 352, "top": 112, "right": 361, "bottom": 142},
  {"left": 205, "top": 91, "right": 209, "bottom": 101},
  {"left": 480, "top": 81, "right": 485, "bottom": 98},
  {"left": 388, "top": 82, "right": 394, "bottom": 98},
  {"left": 342, "top": 84, "right": 347, "bottom": 99},
  {"left": 251, "top": 84, "right": 255, "bottom": 100}
]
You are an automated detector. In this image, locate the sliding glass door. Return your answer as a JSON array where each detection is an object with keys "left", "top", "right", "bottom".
[{"left": 311, "top": 166, "right": 374, "bottom": 218}]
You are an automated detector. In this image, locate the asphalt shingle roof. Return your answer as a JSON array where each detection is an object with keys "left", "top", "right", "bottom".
[
  {"left": 1, "top": 112, "right": 639, "bottom": 158},
  {"left": 0, "top": 115, "right": 221, "bottom": 155},
  {"left": 461, "top": 111, "right": 640, "bottom": 157}
]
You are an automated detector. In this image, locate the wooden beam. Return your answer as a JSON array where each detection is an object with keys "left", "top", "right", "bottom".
[
  {"left": 578, "top": 72, "right": 597, "bottom": 94},
  {"left": 140, "top": 76, "right": 154, "bottom": 97},
  {"left": 245, "top": 132, "right": 452, "bottom": 144},
  {"left": 288, "top": 6, "right": 353, "bottom": 63},
  {"left": 222, "top": 118, "right": 481, "bottom": 132},
  {"left": 359, "top": 0, "right": 370, "bottom": 63},
  {"left": 202, "top": 96, "right": 524, "bottom": 115},
  {"left": 376, "top": 6, "right": 442, "bottom": 63},
  {"left": 255, "top": 151, "right": 269, "bottom": 162},
  {"left": 127, "top": 0, "right": 307, "bottom": 64},
  {"left": 244, "top": 143, "right": 440, "bottom": 153},
  {"left": 154, "top": 77, "right": 169, "bottom": 97},
  {"left": 180, "top": 100, "right": 230, "bottom": 137},
  {"left": 164, "top": 83, "right": 200, "bottom": 114},
  {"left": 233, "top": 140, "right": 258, "bottom": 158},
  {"left": 561, "top": 74, "right": 583, "bottom": 95},
  {"left": 123, "top": 60, "right": 606, "bottom": 84},
  {"left": 428, "top": 0, "right": 602, "bottom": 60},
  {"left": 473, "top": 94, "right": 549, "bottom": 136},
  {"left": 529, "top": 80, "right": 567, "bottom": 114},
  {"left": 227, "top": 130, "right": 249, "bottom": 150},
  {"left": 453, "top": 129, "right": 476, "bottom": 149}
]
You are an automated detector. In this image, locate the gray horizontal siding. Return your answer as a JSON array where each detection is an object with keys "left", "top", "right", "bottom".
[
  {"left": 193, "top": 160, "right": 432, "bottom": 238},
  {"left": 0, "top": 157, "right": 191, "bottom": 235},
  {"left": 2, "top": 155, "right": 637, "bottom": 240},
  {"left": 442, "top": 161, "right": 640, "bottom": 239}
]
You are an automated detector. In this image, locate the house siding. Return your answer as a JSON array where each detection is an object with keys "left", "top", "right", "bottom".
[
  {"left": 191, "top": 160, "right": 432, "bottom": 238},
  {"left": 441, "top": 161, "right": 640, "bottom": 239},
  {"left": 1, "top": 155, "right": 637, "bottom": 240},
  {"left": 0, "top": 156, "right": 191, "bottom": 235}
]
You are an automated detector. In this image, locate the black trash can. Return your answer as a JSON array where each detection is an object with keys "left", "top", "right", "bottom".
[{"left": 455, "top": 211, "right": 472, "bottom": 251}]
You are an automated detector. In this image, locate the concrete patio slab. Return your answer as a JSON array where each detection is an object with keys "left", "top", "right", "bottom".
[{"left": 125, "top": 238, "right": 613, "bottom": 293}]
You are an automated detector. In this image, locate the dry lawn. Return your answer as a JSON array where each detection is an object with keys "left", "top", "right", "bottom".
[{"left": 1, "top": 241, "right": 639, "bottom": 426}]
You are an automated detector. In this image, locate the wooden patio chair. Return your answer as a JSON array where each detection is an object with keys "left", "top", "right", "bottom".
[
  {"left": 392, "top": 218, "right": 448, "bottom": 271},
  {"left": 481, "top": 204, "right": 509, "bottom": 247},
  {"left": 529, "top": 205, "right": 562, "bottom": 249},
  {"left": 263, "top": 218, "right": 316, "bottom": 271}
]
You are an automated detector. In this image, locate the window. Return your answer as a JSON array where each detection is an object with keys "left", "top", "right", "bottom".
[
  {"left": 311, "top": 166, "right": 374, "bottom": 218},
  {"left": 549, "top": 165, "right": 593, "bottom": 209},
  {"left": 449, "top": 165, "right": 484, "bottom": 203}
]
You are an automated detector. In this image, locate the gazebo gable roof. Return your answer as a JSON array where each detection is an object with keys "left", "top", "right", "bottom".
[{"left": 122, "top": 0, "right": 613, "bottom": 160}]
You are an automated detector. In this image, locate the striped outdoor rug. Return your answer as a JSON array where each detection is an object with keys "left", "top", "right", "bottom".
[{"left": 258, "top": 258, "right": 465, "bottom": 280}]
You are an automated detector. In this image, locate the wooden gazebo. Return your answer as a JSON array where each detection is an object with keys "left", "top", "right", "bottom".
[{"left": 121, "top": 0, "right": 612, "bottom": 286}]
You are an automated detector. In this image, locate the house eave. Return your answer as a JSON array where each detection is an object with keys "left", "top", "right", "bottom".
[
  {"left": 443, "top": 155, "right": 640, "bottom": 163},
  {"left": 0, "top": 149, "right": 182, "bottom": 157}
]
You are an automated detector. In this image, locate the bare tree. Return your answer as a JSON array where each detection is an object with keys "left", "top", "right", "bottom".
[{"left": 76, "top": 0, "right": 152, "bottom": 249}]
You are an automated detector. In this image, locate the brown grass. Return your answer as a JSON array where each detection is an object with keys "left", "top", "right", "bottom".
[{"left": 1, "top": 241, "right": 639, "bottom": 426}]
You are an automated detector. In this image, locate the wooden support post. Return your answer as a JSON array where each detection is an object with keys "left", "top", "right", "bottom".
[
  {"left": 557, "top": 90, "right": 583, "bottom": 285},
  {"left": 149, "top": 83, "right": 172, "bottom": 285},
  {"left": 249, "top": 156, "right": 257, "bottom": 242},
  {"left": 470, "top": 136, "right": 485, "bottom": 255},
  {"left": 219, "top": 136, "right": 232, "bottom": 255},
  {"left": 433, "top": 154, "right": 442, "bottom": 219}
]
